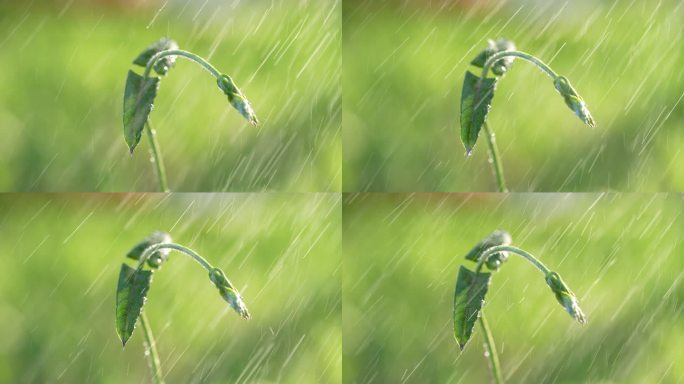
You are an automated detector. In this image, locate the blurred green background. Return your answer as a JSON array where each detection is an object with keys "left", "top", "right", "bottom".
[
  {"left": 0, "top": 0, "right": 340, "bottom": 191},
  {"left": 343, "top": 193, "right": 684, "bottom": 382},
  {"left": 0, "top": 193, "right": 341, "bottom": 383},
  {"left": 343, "top": 0, "right": 684, "bottom": 192}
]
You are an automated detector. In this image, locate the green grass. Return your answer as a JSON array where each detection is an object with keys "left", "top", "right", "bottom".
[
  {"left": 343, "top": 1, "right": 684, "bottom": 191},
  {"left": 0, "top": 193, "right": 341, "bottom": 383},
  {"left": 0, "top": 1, "right": 341, "bottom": 191},
  {"left": 343, "top": 193, "right": 684, "bottom": 383}
]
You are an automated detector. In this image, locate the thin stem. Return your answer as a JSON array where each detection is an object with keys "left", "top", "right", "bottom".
[
  {"left": 475, "top": 245, "right": 551, "bottom": 275},
  {"left": 145, "top": 121, "right": 169, "bottom": 192},
  {"left": 137, "top": 243, "right": 214, "bottom": 272},
  {"left": 482, "top": 122, "right": 507, "bottom": 192},
  {"left": 141, "top": 50, "right": 220, "bottom": 192},
  {"left": 482, "top": 50, "right": 558, "bottom": 80},
  {"left": 144, "top": 49, "right": 221, "bottom": 79},
  {"left": 478, "top": 314, "right": 503, "bottom": 384},
  {"left": 140, "top": 312, "right": 164, "bottom": 384}
]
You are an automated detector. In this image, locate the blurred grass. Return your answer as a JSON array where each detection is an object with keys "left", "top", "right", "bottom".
[
  {"left": 0, "top": 1, "right": 341, "bottom": 191},
  {"left": 343, "top": 1, "right": 684, "bottom": 192},
  {"left": 343, "top": 193, "right": 684, "bottom": 383},
  {"left": 0, "top": 193, "right": 341, "bottom": 383}
]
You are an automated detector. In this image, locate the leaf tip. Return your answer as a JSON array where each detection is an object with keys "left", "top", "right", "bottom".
[
  {"left": 465, "top": 148, "right": 473, "bottom": 157},
  {"left": 119, "top": 331, "right": 129, "bottom": 348}
]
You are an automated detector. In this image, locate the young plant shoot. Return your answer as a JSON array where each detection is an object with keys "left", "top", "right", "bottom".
[
  {"left": 459, "top": 38, "right": 596, "bottom": 192},
  {"left": 116, "top": 231, "right": 250, "bottom": 384},
  {"left": 123, "top": 37, "right": 259, "bottom": 192},
  {"left": 453, "top": 230, "right": 586, "bottom": 384}
]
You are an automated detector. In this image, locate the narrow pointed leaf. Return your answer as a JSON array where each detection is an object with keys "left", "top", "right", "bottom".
[
  {"left": 132, "top": 37, "right": 179, "bottom": 76},
  {"left": 460, "top": 71, "right": 497, "bottom": 154},
  {"left": 116, "top": 263, "right": 153, "bottom": 346},
  {"left": 453, "top": 266, "right": 491, "bottom": 350},
  {"left": 126, "top": 231, "right": 173, "bottom": 269},
  {"left": 123, "top": 70, "right": 160, "bottom": 153},
  {"left": 464, "top": 229, "right": 512, "bottom": 271}
]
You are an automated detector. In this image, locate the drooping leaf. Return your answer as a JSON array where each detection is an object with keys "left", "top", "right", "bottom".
[
  {"left": 217, "top": 74, "right": 259, "bottom": 126},
  {"left": 460, "top": 71, "right": 497, "bottom": 155},
  {"left": 545, "top": 271, "right": 587, "bottom": 324},
  {"left": 126, "top": 231, "right": 173, "bottom": 269},
  {"left": 132, "top": 37, "right": 179, "bottom": 76},
  {"left": 470, "top": 38, "right": 516, "bottom": 76},
  {"left": 453, "top": 266, "right": 491, "bottom": 350},
  {"left": 116, "top": 263, "right": 153, "bottom": 346},
  {"left": 123, "top": 70, "right": 160, "bottom": 153},
  {"left": 553, "top": 76, "right": 596, "bottom": 128},
  {"left": 464, "top": 229, "right": 512, "bottom": 271},
  {"left": 208, "top": 267, "right": 251, "bottom": 319}
]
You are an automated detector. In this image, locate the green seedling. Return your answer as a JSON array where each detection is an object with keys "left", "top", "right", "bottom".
[
  {"left": 116, "top": 231, "right": 250, "bottom": 384},
  {"left": 459, "top": 38, "right": 596, "bottom": 192},
  {"left": 123, "top": 37, "right": 259, "bottom": 192},
  {"left": 453, "top": 230, "right": 586, "bottom": 383}
]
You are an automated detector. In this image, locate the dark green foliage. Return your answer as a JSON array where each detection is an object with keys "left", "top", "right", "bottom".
[
  {"left": 123, "top": 71, "right": 159, "bottom": 153},
  {"left": 453, "top": 266, "right": 491, "bottom": 350},
  {"left": 116, "top": 263, "right": 153, "bottom": 347},
  {"left": 460, "top": 71, "right": 497, "bottom": 154}
]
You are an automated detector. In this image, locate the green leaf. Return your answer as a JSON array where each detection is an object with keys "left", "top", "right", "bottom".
[
  {"left": 132, "top": 37, "right": 179, "bottom": 76},
  {"left": 464, "top": 229, "right": 512, "bottom": 271},
  {"left": 460, "top": 71, "right": 497, "bottom": 155},
  {"left": 470, "top": 38, "right": 516, "bottom": 76},
  {"left": 126, "top": 231, "right": 173, "bottom": 269},
  {"left": 123, "top": 70, "right": 160, "bottom": 153},
  {"left": 116, "top": 263, "right": 153, "bottom": 347},
  {"left": 453, "top": 266, "right": 491, "bottom": 350}
]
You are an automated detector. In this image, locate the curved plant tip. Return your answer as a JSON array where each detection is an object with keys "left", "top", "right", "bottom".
[
  {"left": 464, "top": 229, "right": 512, "bottom": 271},
  {"left": 209, "top": 267, "right": 251, "bottom": 319},
  {"left": 217, "top": 75, "right": 259, "bottom": 126},
  {"left": 554, "top": 76, "right": 596, "bottom": 128},
  {"left": 133, "top": 37, "right": 179, "bottom": 76},
  {"left": 126, "top": 231, "right": 173, "bottom": 269},
  {"left": 545, "top": 271, "right": 587, "bottom": 324}
]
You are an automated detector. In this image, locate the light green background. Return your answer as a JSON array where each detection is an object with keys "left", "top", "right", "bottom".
[
  {"left": 0, "top": 193, "right": 341, "bottom": 383},
  {"left": 343, "top": 193, "right": 684, "bottom": 382}
]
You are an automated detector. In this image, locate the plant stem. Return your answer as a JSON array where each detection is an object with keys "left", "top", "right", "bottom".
[
  {"left": 475, "top": 245, "right": 551, "bottom": 275},
  {"left": 482, "top": 122, "right": 507, "bottom": 192},
  {"left": 478, "top": 314, "right": 503, "bottom": 384},
  {"left": 140, "top": 312, "right": 164, "bottom": 384},
  {"left": 141, "top": 50, "right": 221, "bottom": 192},
  {"left": 144, "top": 49, "right": 221, "bottom": 79},
  {"left": 137, "top": 243, "right": 215, "bottom": 272},
  {"left": 481, "top": 50, "right": 559, "bottom": 80},
  {"left": 144, "top": 121, "right": 169, "bottom": 192}
]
